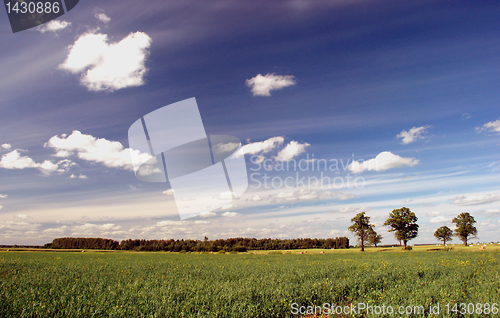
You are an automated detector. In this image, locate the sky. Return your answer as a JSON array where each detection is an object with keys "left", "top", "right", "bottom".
[{"left": 0, "top": 0, "right": 499, "bottom": 245}]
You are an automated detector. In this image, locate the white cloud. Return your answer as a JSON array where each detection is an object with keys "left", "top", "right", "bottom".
[
  {"left": 70, "top": 174, "right": 88, "bottom": 179},
  {"left": 347, "top": 151, "right": 419, "bottom": 173},
  {"left": 476, "top": 118, "right": 500, "bottom": 134},
  {"left": 214, "top": 142, "right": 239, "bottom": 154},
  {"left": 36, "top": 20, "right": 71, "bottom": 33},
  {"left": 59, "top": 30, "right": 152, "bottom": 91},
  {"left": 275, "top": 141, "right": 310, "bottom": 161},
  {"left": 195, "top": 220, "right": 210, "bottom": 225},
  {"left": 222, "top": 212, "right": 240, "bottom": 217},
  {"left": 451, "top": 194, "right": 500, "bottom": 206},
  {"left": 46, "top": 130, "right": 151, "bottom": 170},
  {"left": 338, "top": 193, "right": 355, "bottom": 201},
  {"left": 403, "top": 199, "right": 413, "bottom": 203},
  {"left": 338, "top": 207, "right": 366, "bottom": 214},
  {"left": 462, "top": 113, "right": 472, "bottom": 120},
  {"left": 397, "top": 126, "right": 429, "bottom": 144},
  {"left": 1, "top": 144, "right": 11, "bottom": 150},
  {"left": 0, "top": 150, "right": 71, "bottom": 174},
  {"left": 199, "top": 211, "right": 216, "bottom": 218},
  {"left": 219, "top": 203, "right": 235, "bottom": 210},
  {"left": 163, "top": 189, "right": 175, "bottom": 196},
  {"left": 15, "top": 214, "right": 28, "bottom": 220},
  {"left": 251, "top": 195, "right": 262, "bottom": 201},
  {"left": 240, "top": 137, "right": 284, "bottom": 156},
  {"left": 94, "top": 10, "right": 111, "bottom": 23},
  {"left": 0, "top": 194, "right": 7, "bottom": 199},
  {"left": 430, "top": 216, "right": 448, "bottom": 223},
  {"left": 246, "top": 73, "right": 296, "bottom": 96}
]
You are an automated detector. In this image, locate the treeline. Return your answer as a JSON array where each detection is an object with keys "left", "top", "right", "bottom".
[{"left": 44, "top": 237, "right": 349, "bottom": 252}]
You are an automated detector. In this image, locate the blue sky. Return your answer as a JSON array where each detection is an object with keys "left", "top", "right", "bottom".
[{"left": 0, "top": 0, "right": 499, "bottom": 245}]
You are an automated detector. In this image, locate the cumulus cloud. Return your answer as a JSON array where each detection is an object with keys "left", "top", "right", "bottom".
[
  {"left": 1, "top": 144, "right": 11, "bottom": 150},
  {"left": 275, "top": 141, "right": 310, "bottom": 161},
  {"left": 246, "top": 73, "right": 296, "bottom": 96},
  {"left": 36, "top": 20, "right": 71, "bottom": 33},
  {"left": 451, "top": 194, "right": 500, "bottom": 206},
  {"left": 0, "top": 194, "right": 7, "bottom": 199},
  {"left": 347, "top": 151, "right": 419, "bottom": 173},
  {"left": 403, "top": 199, "right": 413, "bottom": 203},
  {"left": 59, "top": 30, "right": 152, "bottom": 91},
  {"left": 222, "top": 212, "right": 240, "bottom": 217},
  {"left": 476, "top": 118, "right": 500, "bottom": 134},
  {"left": 397, "top": 126, "right": 429, "bottom": 144},
  {"left": 45, "top": 130, "right": 151, "bottom": 171},
  {"left": 15, "top": 214, "right": 28, "bottom": 220},
  {"left": 0, "top": 150, "right": 73, "bottom": 174}
]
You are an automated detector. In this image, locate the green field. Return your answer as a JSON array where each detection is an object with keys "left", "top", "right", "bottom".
[{"left": 1, "top": 246, "right": 499, "bottom": 317}]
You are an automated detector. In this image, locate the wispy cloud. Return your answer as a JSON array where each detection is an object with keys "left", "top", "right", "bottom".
[
  {"left": 246, "top": 73, "right": 296, "bottom": 96},
  {"left": 451, "top": 194, "right": 500, "bottom": 206},
  {"left": 275, "top": 141, "right": 310, "bottom": 161},
  {"left": 36, "top": 20, "right": 71, "bottom": 33},
  {"left": 397, "top": 126, "right": 429, "bottom": 144}
]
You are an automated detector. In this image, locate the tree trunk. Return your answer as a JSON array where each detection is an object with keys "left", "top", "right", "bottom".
[
  {"left": 464, "top": 237, "right": 467, "bottom": 247},
  {"left": 403, "top": 240, "right": 407, "bottom": 249},
  {"left": 361, "top": 238, "right": 364, "bottom": 252},
  {"left": 443, "top": 238, "right": 446, "bottom": 246}
]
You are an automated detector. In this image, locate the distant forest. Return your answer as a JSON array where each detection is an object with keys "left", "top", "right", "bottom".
[{"left": 43, "top": 237, "right": 350, "bottom": 252}]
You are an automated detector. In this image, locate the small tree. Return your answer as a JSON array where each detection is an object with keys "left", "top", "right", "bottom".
[
  {"left": 368, "top": 228, "right": 382, "bottom": 247},
  {"left": 383, "top": 207, "right": 419, "bottom": 249},
  {"left": 452, "top": 212, "right": 477, "bottom": 246},
  {"left": 348, "top": 212, "right": 374, "bottom": 252},
  {"left": 434, "top": 226, "right": 453, "bottom": 245}
]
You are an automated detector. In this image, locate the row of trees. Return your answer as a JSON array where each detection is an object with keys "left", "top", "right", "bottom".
[
  {"left": 44, "top": 236, "right": 350, "bottom": 252},
  {"left": 434, "top": 212, "right": 477, "bottom": 246},
  {"left": 349, "top": 207, "right": 478, "bottom": 251}
]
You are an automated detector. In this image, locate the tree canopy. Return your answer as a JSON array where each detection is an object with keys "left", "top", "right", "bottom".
[
  {"left": 348, "top": 212, "right": 374, "bottom": 251},
  {"left": 452, "top": 212, "right": 477, "bottom": 246},
  {"left": 434, "top": 226, "right": 453, "bottom": 245},
  {"left": 383, "top": 207, "right": 419, "bottom": 249}
]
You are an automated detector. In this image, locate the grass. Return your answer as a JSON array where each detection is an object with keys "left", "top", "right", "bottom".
[{"left": 0, "top": 245, "right": 499, "bottom": 317}]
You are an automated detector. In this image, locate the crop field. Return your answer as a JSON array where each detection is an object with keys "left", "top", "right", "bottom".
[{"left": 0, "top": 246, "right": 499, "bottom": 317}]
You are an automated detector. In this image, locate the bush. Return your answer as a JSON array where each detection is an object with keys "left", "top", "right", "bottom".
[{"left": 403, "top": 246, "right": 413, "bottom": 251}]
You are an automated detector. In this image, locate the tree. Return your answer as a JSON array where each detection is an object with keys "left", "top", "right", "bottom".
[
  {"left": 348, "top": 212, "right": 374, "bottom": 252},
  {"left": 452, "top": 212, "right": 477, "bottom": 246},
  {"left": 383, "top": 207, "right": 419, "bottom": 249},
  {"left": 434, "top": 226, "right": 453, "bottom": 245},
  {"left": 368, "top": 228, "right": 382, "bottom": 247}
]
